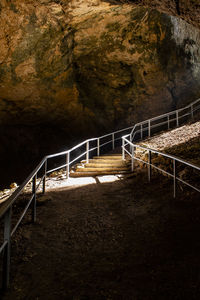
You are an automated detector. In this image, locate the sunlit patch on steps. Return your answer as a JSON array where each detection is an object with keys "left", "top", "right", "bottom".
[{"left": 70, "top": 154, "right": 131, "bottom": 177}]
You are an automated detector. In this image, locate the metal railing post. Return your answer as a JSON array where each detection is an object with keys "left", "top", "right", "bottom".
[
  {"left": 97, "top": 138, "right": 100, "bottom": 156},
  {"left": 131, "top": 145, "right": 135, "bottom": 172},
  {"left": 112, "top": 133, "right": 115, "bottom": 150},
  {"left": 167, "top": 115, "right": 170, "bottom": 130},
  {"left": 148, "top": 150, "right": 152, "bottom": 182},
  {"left": 140, "top": 124, "right": 143, "bottom": 140},
  {"left": 176, "top": 111, "right": 179, "bottom": 127},
  {"left": 86, "top": 141, "right": 89, "bottom": 163},
  {"left": 66, "top": 152, "right": 70, "bottom": 179},
  {"left": 2, "top": 207, "right": 12, "bottom": 290},
  {"left": 122, "top": 138, "right": 125, "bottom": 160},
  {"left": 191, "top": 104, "right": 194, "bottom": 118},
  {"left": 42, "top": 160, "right": 47, "bottom": 194},
  {"left": 130, "top": 131, "right": 133, "bottom": 143},
  {"left": 32, "top": 175, "right": 37, "bottom": 223},
  {"left": 148, "top": 120, "right": 151, "bottom": 137},
  {"left": 173, "top": 159, "right": 176, "bottom": 198}
]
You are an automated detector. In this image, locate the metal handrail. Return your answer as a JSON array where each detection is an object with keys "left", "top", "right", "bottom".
[
  {"left": 0, "top": 97, "right": 200, "bottom": 290},
  {"left": 122, "top": 137, "right": 200, "bottom": 196},
  {"left": 130, "top": 98, "right": 200, "bottom": 141}
]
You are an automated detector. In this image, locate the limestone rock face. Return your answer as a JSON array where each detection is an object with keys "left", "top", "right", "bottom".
[
  {"left": 72, "top": 5, "right": 200, "bottom": 128},
  {"left": 0, "top": 0, "right": 200, "bottom": 133},
  {"left": 0, "top": 0, "right": 79, "bottom": 132},
  {"left": 0, "top": 0, "right": 200, "bottom": 186},
  {"left": 115, "top": 0, "right": 200, "bottom": 29}
]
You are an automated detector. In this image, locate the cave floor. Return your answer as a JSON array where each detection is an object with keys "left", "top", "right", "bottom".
[{"left": 1, "top": 170, "right": 200, "bottom": 300}]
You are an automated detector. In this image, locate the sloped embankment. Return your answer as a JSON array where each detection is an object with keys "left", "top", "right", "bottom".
[
  {"left": 138, "top": 120, "right": 200, "bottom": 165},
  {"left": 135, "top": 120, "right": 200, "bottom": 190}
]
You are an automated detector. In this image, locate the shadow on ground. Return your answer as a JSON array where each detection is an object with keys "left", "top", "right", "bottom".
[{"left": 1, "top": 171, "right": 200, "bottom": 299}]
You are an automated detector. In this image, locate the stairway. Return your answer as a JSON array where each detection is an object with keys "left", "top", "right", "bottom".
[{"left": 70, "top": 154, "right": 131, "bottom": 177}]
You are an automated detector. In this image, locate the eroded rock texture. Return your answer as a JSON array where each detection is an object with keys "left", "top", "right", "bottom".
[
  {"left": 72, "top": 4, "right": 200, "bottom": 127},
  {"left": 0, "top": 0, "right": 200, "bottom": 185},
  {"left": 112, "top": 0, "right": 200, "bottom": 29}
]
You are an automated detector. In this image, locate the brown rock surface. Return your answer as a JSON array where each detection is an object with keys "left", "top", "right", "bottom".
[{"left": 112, "top": 1, "right": 200, "bottom": 29}]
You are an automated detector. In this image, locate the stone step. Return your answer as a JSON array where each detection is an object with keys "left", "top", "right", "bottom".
[
  {"left": 87, "top": 159, "right": 127, "bottom": 165},
  {"left": 92, "top": 155, "right": 122, "bottom": 160},
  {"left": 70, "top": 153, "right": 132, "bottom": 178},
  {"left": 75, "top": 166, "right": 131, "bottom": 172},
  {"left": 80, "top": 159, "right": 129, "bottom": 166},
  {"left": 84, "top": 162, "right": 130, "bottom": 168},
  {"left": 89, "top": 158, "right": 126, "bottom": 164},
  {"left": 70, "top": 170, "right": 131, "bottom": 177}
]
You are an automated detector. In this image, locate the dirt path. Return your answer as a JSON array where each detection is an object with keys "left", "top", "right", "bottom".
[{"left": 1, "top": 171, "right": 200, "bottom": 300}]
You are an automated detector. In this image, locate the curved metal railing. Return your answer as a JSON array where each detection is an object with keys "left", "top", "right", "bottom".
[
  {"left": 122, "top": 138, "right": 200, "bottom": 197},
  {"left": 130, "top": 98, "right": 200, "bottom": 142},
  {"left": 0, "top": 97, "right": 200, "bottom": 290}
]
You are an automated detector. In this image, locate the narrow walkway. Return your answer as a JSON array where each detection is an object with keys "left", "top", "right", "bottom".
[{"left": 2, "top": 172, "right": 200, "bottom": 300}]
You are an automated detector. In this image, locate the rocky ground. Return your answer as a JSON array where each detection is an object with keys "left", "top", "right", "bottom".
[
  {"left": 1, "top": 170, "right": 200, "bottom": 300},
  {"left": 134, "top": 119, "right": 200, "bottom": 189},
  {"left": 139, "top": 120, "right": 200, "bottom": 161}
]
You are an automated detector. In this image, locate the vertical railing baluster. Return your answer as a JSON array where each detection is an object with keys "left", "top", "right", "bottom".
[
  {"left": 112, "top": 133, "right": 115, "bottom": 150},
  {"left": 173, "top": 159, "right": 176, "bottom": 198},
  {"left": 2, "top": 207, "right": 12, "bottom": 290},
  {"left": 176, "top": 111, "right": 179, "bottom": 127},
  {"left": 32, "top": 175, "right": 37, "bottom": 223},
  {"left": 131, "top": 145, "right": 135, "bottom": 172},
  {"left": 148, "top": 120, "right": 151, "bottom": 137},
  {"left": 42, "top": 159, "right": 47, "bottom": 194},
  {"left": 148, "top": 150, "right": 152, "bottom": 182},
  {"left": 141, "top": 124, "right": 143, "bottom": 140},
  {"left": 97, "top": 138, "right": 100, "bottom": 156},
  {"left": 122, "top": 138, "right": 125, "bottom": 160},
  {"left": 66, "top": 152, "right": 70, "bottom": 179},
  {"left": 167, "top": 115, "right": 170, "bottom": 130},
  {"left": 86, "top": 141, "right": 89, "bottom": 163}
]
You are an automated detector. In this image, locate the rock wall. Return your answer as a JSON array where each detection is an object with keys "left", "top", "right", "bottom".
[
  {"left": 0, "top": 0, "right": 200, "bottom": 186},
  {"left": 112, "top": 0, "right": 200, "bottom": 29},
  {"left": 72, "top": 5, "right": 200, "bottom": 127}
]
